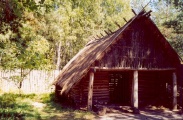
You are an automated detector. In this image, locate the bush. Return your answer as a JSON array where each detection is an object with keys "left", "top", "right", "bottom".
[{"left": 40, "top": 93, "right": 55, "bottom": 103}]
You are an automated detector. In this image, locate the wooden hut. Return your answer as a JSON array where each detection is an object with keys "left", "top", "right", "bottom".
[{"left": 53, "top": 10, "right": 182, "bottom": 111}]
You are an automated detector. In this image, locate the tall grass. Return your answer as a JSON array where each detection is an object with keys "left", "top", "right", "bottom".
[{"left": 0, "top": 93, "right": 40, "bottom": 119}]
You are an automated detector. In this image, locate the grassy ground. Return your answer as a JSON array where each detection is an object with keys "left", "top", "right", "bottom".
[
  {"left": 0, "top": 93, "right": 95, "bottom": 120},
  {"left": 1, "top": 93, "right": 182, "bottom": 120}
]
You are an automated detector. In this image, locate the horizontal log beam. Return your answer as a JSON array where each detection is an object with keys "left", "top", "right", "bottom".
[{"left": 91, "top": 67, "right": 176, "bottom": 71}]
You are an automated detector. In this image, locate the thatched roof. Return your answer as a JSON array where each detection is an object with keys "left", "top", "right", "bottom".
[{"left": 53, "top": 10, "right": 181, "bottom": 94}]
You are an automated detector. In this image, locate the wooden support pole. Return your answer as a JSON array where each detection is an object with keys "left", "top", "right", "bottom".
[
  {"left": 87, "top": 70, "right": 94, "bottom": 111},
  {"left": 100, "top": 33, "right": 105, "bottom": 37},
  {"left": 132, "top": 9, "right": 136, "bottom": 15},
  {"left": 96, "top": 35, "right": 100, "bottom": 39},
  {"left": 108, "top": 28, "right": 113, "bottom": 34},
  {"left": 172, "top": 72, "right": 177, "bottom": 111},
  {"left": 114, "top": 22, "right": 121, "bottom": 28},
  {"left": 123, "top": 18, "right": 127, "bottom": 22},
  {"left": 104, "top": 30, "right": 110, "bottom": 35},
  {"left": 132, "top": 70, "right": 138, "bottom": 109},
  {"left": 142, "top": 10, "right": 152, "bottom": 17}
]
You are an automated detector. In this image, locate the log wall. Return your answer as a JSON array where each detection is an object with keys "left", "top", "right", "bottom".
[
  {"left": 69, "top": 70, "right": 173, "bottom": 108},
  {"left": 70, "top": 71, "right": 110, "bottom": 106},
  {"left": 70, "top": 71, "right": 133, "bottom": 106}
]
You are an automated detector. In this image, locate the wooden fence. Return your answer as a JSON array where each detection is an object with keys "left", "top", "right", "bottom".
[{"left": 0, "top": 70, "right": 60, "bottom": 94}]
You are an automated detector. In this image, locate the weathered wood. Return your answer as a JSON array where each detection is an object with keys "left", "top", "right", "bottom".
[
  {"left": 84, "top": 88, "right": 108, "bottom": 91},
  {"left": 104, "top": 30, "right": 110, "bottom": 35},
  {"left": 172, "top": 72, "right": 177, "bottom": 110},
  {"left": 123, "top": 18, "right": 127, "bottom": 22},
  {"left": 91, "top": 67, "right": 176, "bottom": 71},
  {"left": 93, "top": 93, "right": 109, "bottom": 96},
  {"left": 100, "top": 33, "right": 105, "bottom": 37},
  {"left": 132, "top": 9, "right": 136, "bottom": 15},
  {"left": 108, "top": 28, "right": 113, "bottom": 33},
  {"left": 132, "top": 70, "right": 138, "bottom": 108},
  {"left": 0, "top": 70, "right": 60, "bottom": 94},
  {"left": 87, "top": 71, "right": 94, "bottom": 111},
  {"left": 56, "top": 10, "right": 181, "bottom": 108},
  {"left": 142, "top": 10, "right": 152, "bottom": 17},
  {"left": 114, "top": 22, "right": 121, "bottom": 28},
  {"left": 96, "top": 35, "right": 101, "bottom": 39}
]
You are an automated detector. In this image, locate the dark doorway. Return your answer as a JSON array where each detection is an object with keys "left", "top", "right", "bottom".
[
  {"left": 138, "top": 71, "right": 172, "bottom": 108},
  {"left": 109, "top": 72, "right": 132, "bottom": 105}
]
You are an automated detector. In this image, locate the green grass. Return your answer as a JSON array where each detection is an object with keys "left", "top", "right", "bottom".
[{"left": 0, "top": 93, "right": 95, "bottom": 120}]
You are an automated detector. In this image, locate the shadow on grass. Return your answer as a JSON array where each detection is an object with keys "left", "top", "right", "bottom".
[
  {"left": 40, "top": 94, "right": 183, "bottom": 120},
  {"left": 42, "top": 101, "right": 95, "bottom": 119},
  {"left": 0, "top": 93, "right": 41, "bottom": 120},
  {"left": 39, "top": 93, "right": 94, "bottom": 119},
  {"left": 0, "top": 93, "right": 95, "bottom": 120},
  {"left": 1, "top": 93, "right": 180, "bottom": 120}
]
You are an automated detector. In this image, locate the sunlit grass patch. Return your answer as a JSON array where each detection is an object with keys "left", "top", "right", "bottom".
[
  {"left": 0, "top": 94, "right": 41, "bottom": 119},
  {"left": 0, "top": 93, "right": 96, "bottom": 120}
]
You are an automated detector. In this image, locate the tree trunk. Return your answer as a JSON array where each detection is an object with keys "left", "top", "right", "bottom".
[{"left": 56, "top": 42, "right": 61, "bottom": 70}]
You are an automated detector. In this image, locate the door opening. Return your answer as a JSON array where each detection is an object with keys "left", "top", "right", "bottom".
[{"left": 109, "top": 72, "right": 132, "bottom": 105}]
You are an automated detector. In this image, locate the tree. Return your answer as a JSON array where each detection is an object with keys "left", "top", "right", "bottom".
[
  {"left": 0, "top": 0, "right": 133, "bottom": 71},
  {"left": 0, "top": 0, "right": 52, "bottom": 92},
  {"left": 162, "top": 1, "right": 183, "bottom": 59},
  {"left": 45, "top": 0, "right": 133, "bottom": 70}
]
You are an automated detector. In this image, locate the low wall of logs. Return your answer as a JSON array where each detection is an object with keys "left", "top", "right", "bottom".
[{"left": 68, "top": 70, "right": 176, "bottom": 110}]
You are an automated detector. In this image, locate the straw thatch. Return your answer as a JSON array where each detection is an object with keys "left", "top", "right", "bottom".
[{"left": 53, "top": 10, "right": 181, "bottom": 94}]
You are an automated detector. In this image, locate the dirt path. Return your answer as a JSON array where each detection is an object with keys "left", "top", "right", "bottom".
[{"left": 97, "top": 110, "right": 183, "bottom": 120}]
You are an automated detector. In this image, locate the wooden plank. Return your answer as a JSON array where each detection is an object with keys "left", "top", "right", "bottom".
[
  {"left": 172, "top": 72, "right": 177, "bottom": 111},
  {"left": 84, "top": 88, "right": 108, "bottom": 92},
  {"left": 93, "top": 96, "right": 110, "bottom": 99},
  {"left": 91, "top": 67, "right": 176, "bottom": 71},
  {"left": 87, "top": 71, "right": 94, "bottom": 111},
  {"left": 93, "top": 93, "right": 109, "bottom": 96}
]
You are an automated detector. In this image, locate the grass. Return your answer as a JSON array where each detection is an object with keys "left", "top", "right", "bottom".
[{"left": 0, "top": 93, "right": 96, "bottom": 120}]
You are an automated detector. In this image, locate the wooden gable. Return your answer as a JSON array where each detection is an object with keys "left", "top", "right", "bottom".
[{"left": 95, "top": 17, "right": 178, "bottom": 69}]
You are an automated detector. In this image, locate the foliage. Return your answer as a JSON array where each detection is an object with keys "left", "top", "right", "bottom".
[
  {"left": 33, "top": 0, "right": 133, "bottom": 69},
  {"left": 0, "top": 0, "right": 133, "bottom": 71},
  {"left": 38, "top": 92, "right": 56, "bottom": 103},
  {"left": 162, "top": 1, "right": 183, "bottom": 58},
  {"left": 0, "top": 0, "right": 182, "bottom": 71},
  {"left": 0, "top": 1, "right": 53, "bottom": 90}
]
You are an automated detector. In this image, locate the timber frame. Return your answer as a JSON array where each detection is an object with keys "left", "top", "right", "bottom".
[
  {"left": 86, "top": 68, "right": 178, "bottom": 111},
  {"left": 54, "top": 9, "right": 182, "bottom": 112}
]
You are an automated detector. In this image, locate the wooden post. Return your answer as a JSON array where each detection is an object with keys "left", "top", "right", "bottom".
[
  {"left": 87, "top": 70, "right": 94, "bottom": 111},
  {"left": 132, "top": 70, "right": 139, "bottom": 111},
  {"left": 172, "top": 72, "right": 177, "bottom": 111}
]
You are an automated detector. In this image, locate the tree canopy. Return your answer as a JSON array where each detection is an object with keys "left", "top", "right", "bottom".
[{"left": 0, "top": 0, "right": 182, "bottom": 72}]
